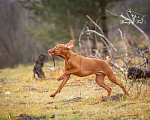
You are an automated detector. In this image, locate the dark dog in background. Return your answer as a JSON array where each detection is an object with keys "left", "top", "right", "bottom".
[
  {"left": 33, "top": 53, "right": 46, "bottom": 78},
  {"left": 128, "top": 67, "right": 150, "bottom": 80}
]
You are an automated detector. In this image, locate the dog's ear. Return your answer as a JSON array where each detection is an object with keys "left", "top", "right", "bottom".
[{"left": 65, "top": 40, "right": 74, "bottom": 49}]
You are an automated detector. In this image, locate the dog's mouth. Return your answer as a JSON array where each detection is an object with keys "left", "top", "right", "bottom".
[{"left": 48, "top": 50, "right": 57, "bottom": 56}]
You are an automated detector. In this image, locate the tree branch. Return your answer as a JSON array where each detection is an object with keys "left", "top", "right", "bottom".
[
  {"left": 78, "top": 22, "right": 88, "bottom": 55},
  {"left": 86, "top": 15, "right": 118, "bottom": 53},
  {"left": 106, "top": 9, "right": 150, "bottom": 53}
]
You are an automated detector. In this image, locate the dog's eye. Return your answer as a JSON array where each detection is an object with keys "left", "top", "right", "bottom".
[{"left": 56, "top": 46, "right": 60, "bottom": 49}]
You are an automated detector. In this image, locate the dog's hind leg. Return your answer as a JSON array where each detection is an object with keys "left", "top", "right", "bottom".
[
  {"left": 95, "top": 74, "right": 112, "bottom": 96},
  {"left": 107, "top": 75, "right": 129, "bottom": 95}
]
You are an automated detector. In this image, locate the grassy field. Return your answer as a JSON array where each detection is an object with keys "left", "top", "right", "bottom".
[{"left": 0, "top": 61, "right": 150, "bottom": 120}]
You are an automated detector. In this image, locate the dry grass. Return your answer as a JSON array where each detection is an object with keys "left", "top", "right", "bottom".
[{"left": 0, "top": 62, "right": 150, "bottom": 119}]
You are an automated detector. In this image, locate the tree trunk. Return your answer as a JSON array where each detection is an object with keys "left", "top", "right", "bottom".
[
  {"left": 101, "top": 6, "right": 109, "bottom": 56},
  {"left": 91, "top": 16, "right": 97, "bottom": 55}
]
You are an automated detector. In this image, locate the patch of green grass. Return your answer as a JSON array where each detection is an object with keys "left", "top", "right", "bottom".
[
  {"left": 0, "top": 64, "right": 33, "bottom": 79},
  {"left": 37, "top": 114, "right": 49, "bottom": 119}
]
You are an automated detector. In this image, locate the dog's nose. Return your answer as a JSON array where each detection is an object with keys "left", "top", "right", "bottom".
[{"left": 48, "top": 50, "right": 51, "bottom": 53}]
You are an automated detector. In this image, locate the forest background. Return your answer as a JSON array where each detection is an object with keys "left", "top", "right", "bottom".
[{"left": 0, "top": 0, "right": 150, "bottom": 68}]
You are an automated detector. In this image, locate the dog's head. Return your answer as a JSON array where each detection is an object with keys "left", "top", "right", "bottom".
[{"left": 48, "top": 40, "right": 74, "bottom": 57}]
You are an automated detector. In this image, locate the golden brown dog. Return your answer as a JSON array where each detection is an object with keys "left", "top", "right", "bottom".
[{"left": 48, "top": 40, "right": 128, "bottom": 98}]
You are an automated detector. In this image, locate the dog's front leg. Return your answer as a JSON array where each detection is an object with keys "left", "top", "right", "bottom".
[
  {"left": 50, "top": 75, "right": 70, "bottom": 98},
  {"left": 57, "top": 68, "right": 80, "bottom": 81}
]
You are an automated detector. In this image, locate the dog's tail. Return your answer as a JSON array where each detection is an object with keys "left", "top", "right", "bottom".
[{"left": 106, "top": 56, "right": 111, "bottom": 63}]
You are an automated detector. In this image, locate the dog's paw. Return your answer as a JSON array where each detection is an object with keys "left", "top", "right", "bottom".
[
  {"left": 57, "top": 76, "right": 64, "bottom": 81},
  {"left": 50, "top": 93, "right": 56, "bottom": 98}
]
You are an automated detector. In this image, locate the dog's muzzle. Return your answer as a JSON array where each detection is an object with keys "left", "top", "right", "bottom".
[{"left": 48, "top": 49, "right": 56, "bottom": 56}]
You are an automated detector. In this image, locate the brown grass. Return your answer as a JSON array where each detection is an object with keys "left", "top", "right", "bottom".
[{"left": 0, "top": 62, "right": 150, "bottom": 119}]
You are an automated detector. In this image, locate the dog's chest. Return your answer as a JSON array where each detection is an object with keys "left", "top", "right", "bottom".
[{"left": 65, "top": 61, "right": 74, "bottom": 70}]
